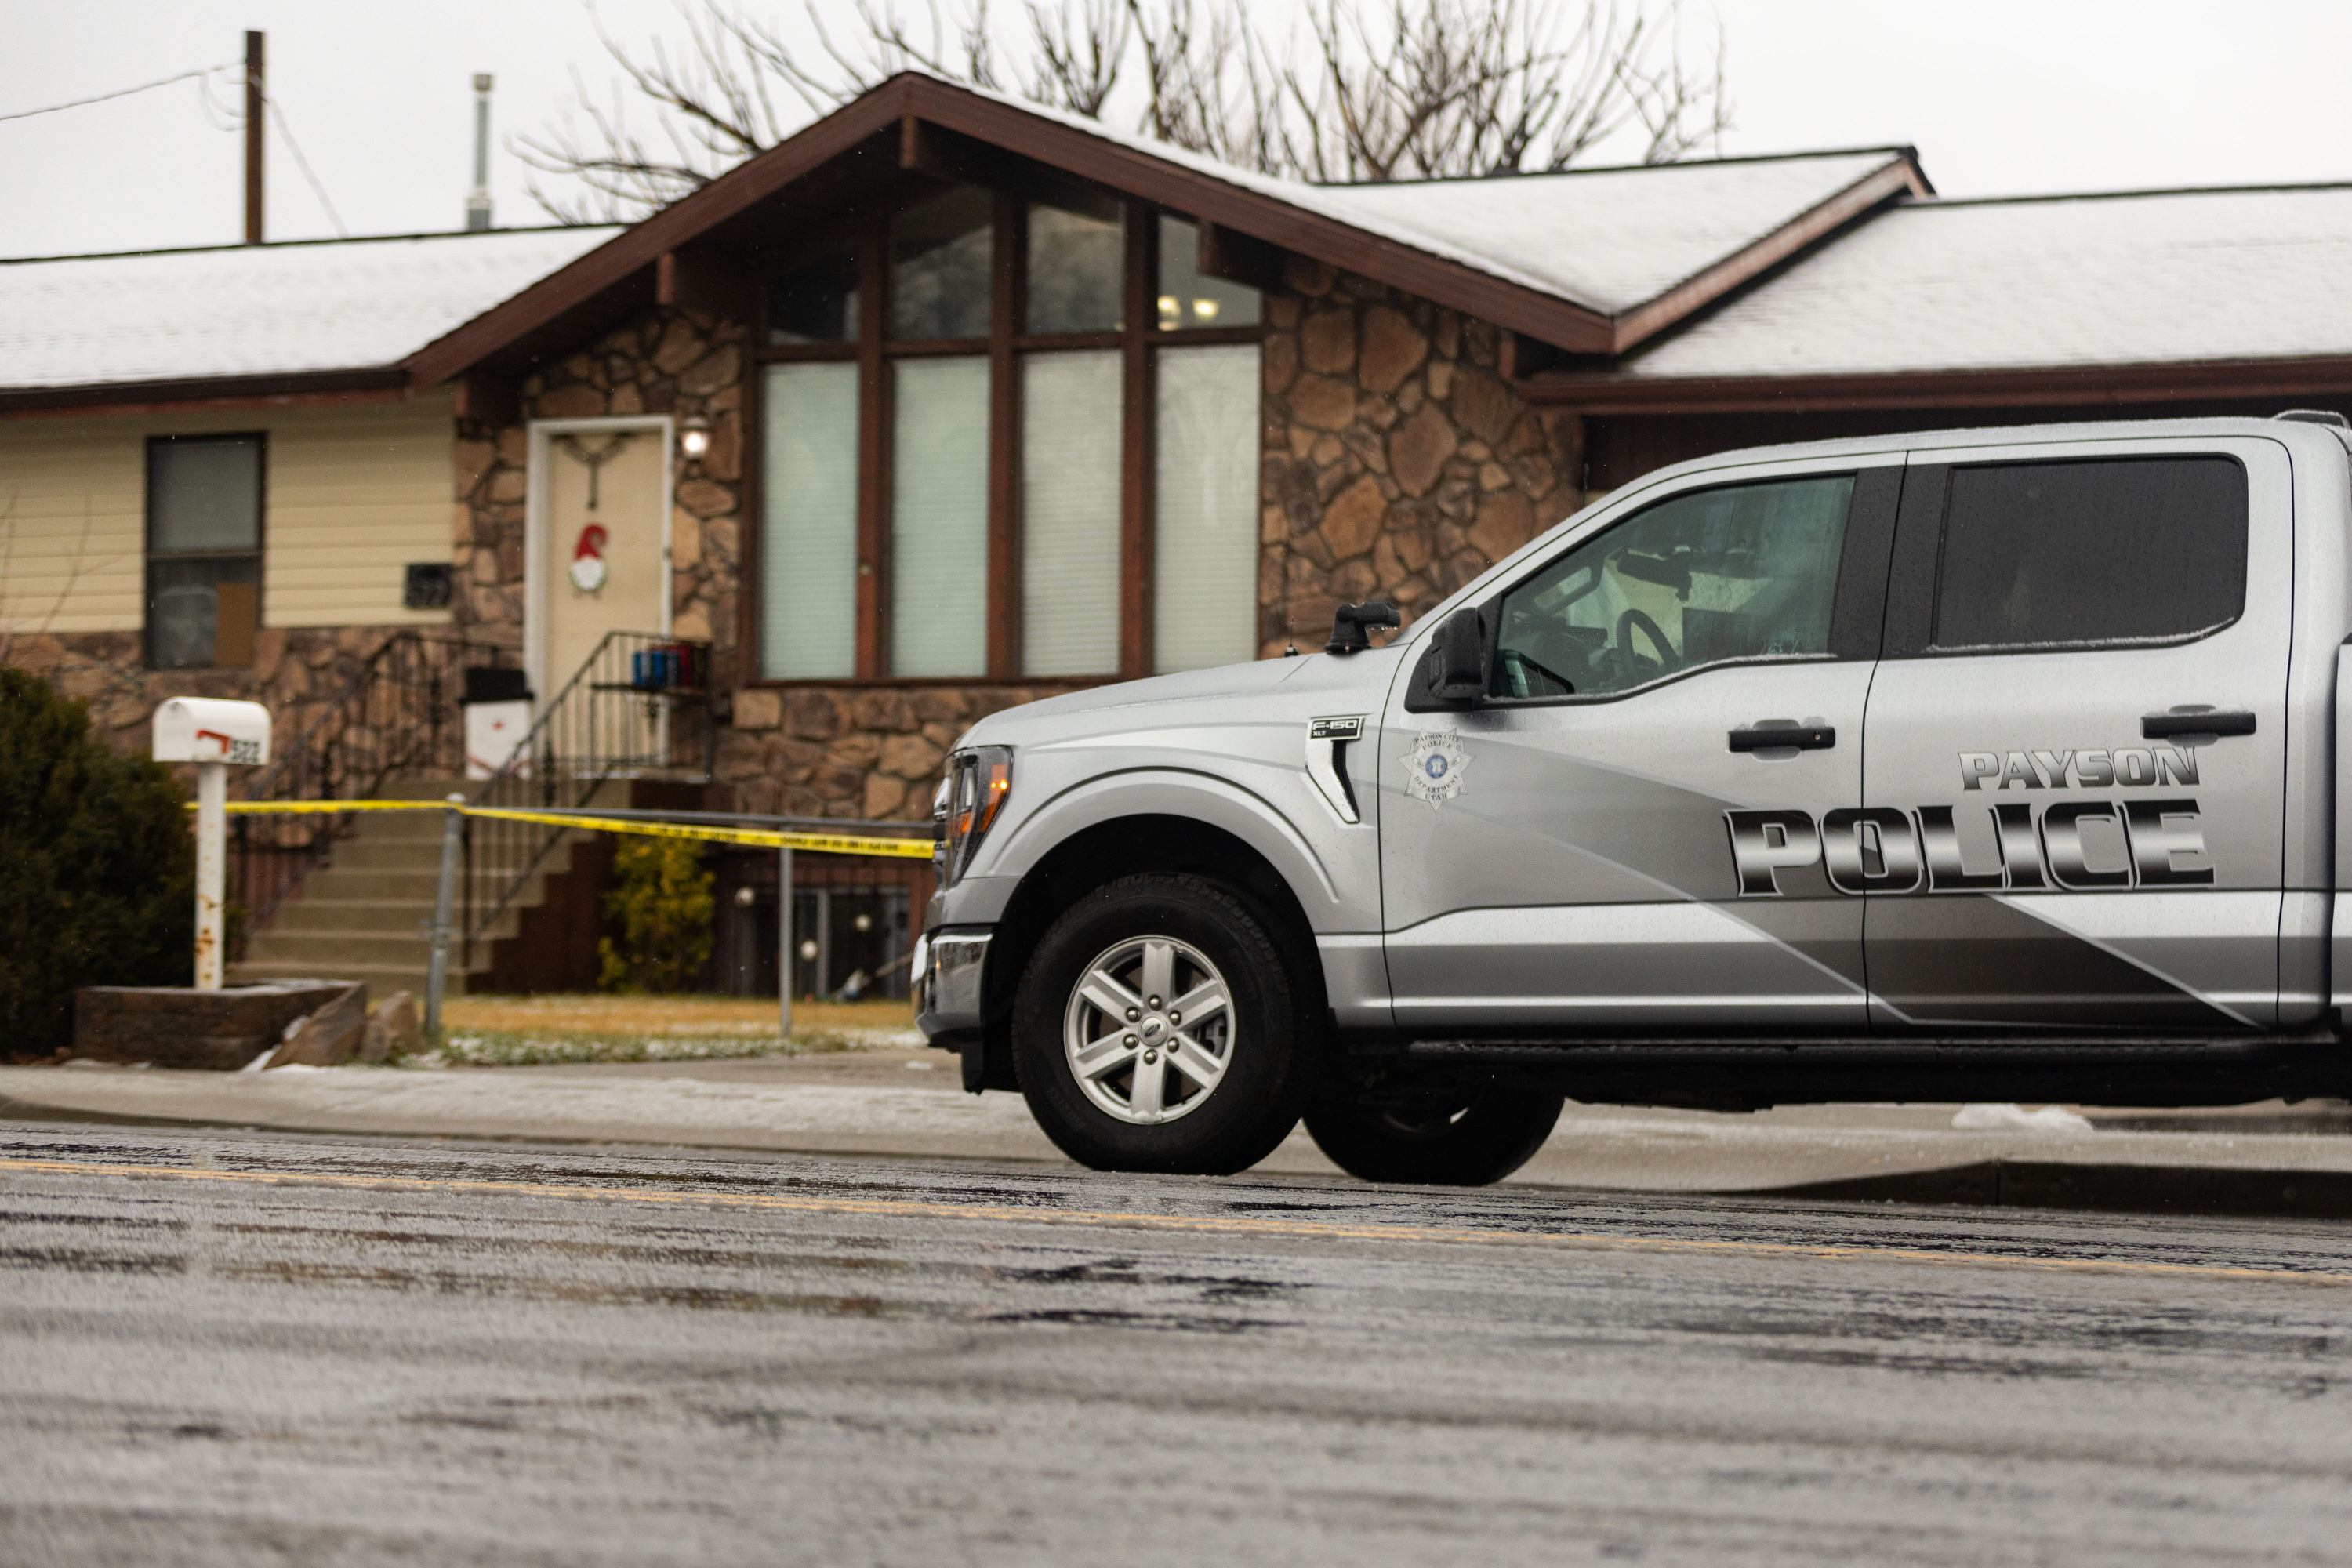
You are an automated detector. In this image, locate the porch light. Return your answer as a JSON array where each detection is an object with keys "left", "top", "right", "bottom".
[{"left": 677, "top": 416, "right": 712, "bottom": 461}]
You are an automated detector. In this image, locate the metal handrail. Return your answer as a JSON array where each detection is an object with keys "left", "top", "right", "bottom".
[
  {"left": 227, "top": 630, "right": 514, "bottom": 947},
  {"left": 459, "top": 629, "right": 717, "bottom": 958}
]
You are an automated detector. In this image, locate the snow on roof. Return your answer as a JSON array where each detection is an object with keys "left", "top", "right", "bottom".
[
  {"left": 0, "top": 226, "right": 622, "bottom": 392},
  {"left": 939, "top": 76, "right": 1908, "bottom": 316},
  {"left": 1618, "top": 185, "right": 2352, "bottom": 381},
  {"left": 1304, "top": 152, "right": 1908, "bottom": 315}
]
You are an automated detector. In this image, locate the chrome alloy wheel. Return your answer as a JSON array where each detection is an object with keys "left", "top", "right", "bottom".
[{"left": 1062, "top": 935, "right": 1235, "bottom": 1125}]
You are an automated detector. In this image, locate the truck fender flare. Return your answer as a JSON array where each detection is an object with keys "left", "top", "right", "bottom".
[{"left": 988, "top": 767, "right": 1345, "bottom": 919}]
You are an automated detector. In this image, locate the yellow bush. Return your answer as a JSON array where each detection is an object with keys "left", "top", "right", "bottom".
[{"left": 597, "top": 837, "right": 713, "bottom": 993}]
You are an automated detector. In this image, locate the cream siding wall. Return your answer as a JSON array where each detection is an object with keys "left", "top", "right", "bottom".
[{"left": 0, "top": 393, "right": 456, "bottom": 639}]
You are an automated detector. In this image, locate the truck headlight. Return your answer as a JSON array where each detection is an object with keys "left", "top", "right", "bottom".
[{"left": 938, "top": 746, "right": 1012, "bottom": 886}]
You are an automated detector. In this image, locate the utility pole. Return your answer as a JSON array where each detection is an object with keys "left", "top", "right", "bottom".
[
  {"left": 466, "top": 74, "right": 495, "bottom": 231},
  {"left": 243, "top": 31, "right": 265, "bottom": 244}
]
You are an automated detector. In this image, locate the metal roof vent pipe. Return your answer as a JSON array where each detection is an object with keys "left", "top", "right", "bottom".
[{"left": 465, "top": 73, "right": 494, "bottom": 232}]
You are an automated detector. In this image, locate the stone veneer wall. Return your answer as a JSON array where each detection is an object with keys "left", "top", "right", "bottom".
[
  {"left": 1258, "top": 260, "right": 1585, "bottom": 655},
  {"left": 4, "top": 626, "right": 441, "bottom": 760}
]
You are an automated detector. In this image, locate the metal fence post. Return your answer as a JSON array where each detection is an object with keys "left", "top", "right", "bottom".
[
  {"left": 778, "top": 844, "right": 794, "bottom": 1043},
  {"left": 424, "top": 793, "right": 465, "bottom": 1038}
]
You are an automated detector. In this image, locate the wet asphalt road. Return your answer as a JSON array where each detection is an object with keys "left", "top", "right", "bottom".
[{"left": 3, "top": 1123, "right": 2352, "bottom": 1566}]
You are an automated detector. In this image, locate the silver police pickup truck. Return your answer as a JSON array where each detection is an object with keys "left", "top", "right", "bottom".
[{"left": 915, "top": 415, "right": 2352, "bottom": 1185}]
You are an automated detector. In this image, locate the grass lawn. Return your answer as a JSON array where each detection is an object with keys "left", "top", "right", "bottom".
[{"left": 423, "top": 993, "right": 920, "bottom": 1068}]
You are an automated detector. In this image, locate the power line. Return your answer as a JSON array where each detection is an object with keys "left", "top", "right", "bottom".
[
  {"left": 261, "top": 93, "right": 350, "bottom": 238},
  {"left": 0, "top": 63, "right": 236, "bottom": 125},
  {"left": 0, "top": 56, "right": 350, "bottom": 241}
]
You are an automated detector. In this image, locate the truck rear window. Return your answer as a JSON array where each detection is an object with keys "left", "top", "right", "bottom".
[{"left": 1932, "top": 456, "right": 2247, "bottom": 651}]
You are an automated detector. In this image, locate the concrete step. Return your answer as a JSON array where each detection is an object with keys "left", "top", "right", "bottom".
[
  {"left": 329, "top": 840, "right": 463, "bottom": 871},
  {"left": 370, "top": 777, "right": 471, "bottom": 801},
  {"left": 273, "top": 898, "right": 436, "bottom": 935},
  {"left": 244, "top": 929, "right": 434, "bottom": 967},
  {"left": 292, "top": 869, "right": 448, "bottom": 902},
  {"left": 268, "top": 897, "right": 523, "bottom": 943},
  {"left": 343, "top": 812, "right": 461, "bottom": 844}
]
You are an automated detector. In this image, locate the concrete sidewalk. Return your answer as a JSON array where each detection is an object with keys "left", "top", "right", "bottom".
[{"left": 6, "top": 1047, "right": 2352, "bottom": 1217}]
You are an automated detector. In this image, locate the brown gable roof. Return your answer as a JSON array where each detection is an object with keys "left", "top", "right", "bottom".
[{"left": 405, "top": 74, "right": 1926, "bottom": 386}]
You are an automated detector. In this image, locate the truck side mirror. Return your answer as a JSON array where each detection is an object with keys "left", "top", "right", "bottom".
[
  {"left": 1326, "top": 601, "right": 1401, "bottom": 655},
  {"left": 1429, "top": 608, "right": 1487, "bottom": 704}
]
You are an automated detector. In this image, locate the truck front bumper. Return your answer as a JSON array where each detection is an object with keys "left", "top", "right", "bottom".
[{"left": 913, "top": 927, "right": 991, "bottom": 1045}]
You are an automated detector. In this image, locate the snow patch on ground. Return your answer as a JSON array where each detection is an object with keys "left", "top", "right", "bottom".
[{"left": 1951, "top": 1102, "right": 2096, "bottom": 1134}]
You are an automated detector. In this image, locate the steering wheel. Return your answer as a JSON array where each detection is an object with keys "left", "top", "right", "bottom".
[{"left": 1615, "top": 608, "right": 1680, "bottom": 676}]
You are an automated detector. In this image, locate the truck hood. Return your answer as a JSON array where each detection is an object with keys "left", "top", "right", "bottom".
[{"left": 960, "top": 649, "right": 1407, "bottom": 750}]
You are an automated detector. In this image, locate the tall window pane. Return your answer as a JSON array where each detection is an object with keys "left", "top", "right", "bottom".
[
  {"left": 1021, "top": 350, "right": 1123, "bottom": 675},
  {"left": 1157, "top": 215, "right": 1261, "bottom": 332},
  {"left": 1154, "top": 345, "right": 1259, "bottom": 671},
  {"left": 891, "top": 357, "right": 989, "bottom": 676},
  {"left": 760, "top": 362, "right": 859, "bottom": 679},
  {"left": 147, "top": 434, "right": 262, "bottom": 670},
  {"left": 1026, "top": 192, "right": 1123, "bottom": 334},
  {"left": 767, "top": 245, "right": 858, "bottom": 346},
  {"left": 891, "top": 186, "right": 993, "bottom": 339}
]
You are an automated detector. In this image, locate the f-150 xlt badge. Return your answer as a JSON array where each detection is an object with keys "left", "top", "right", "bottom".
[
  {"left": 1726, "top": 800, "right": 2212, "bottom": 896},
  {"left": 1403, "top": 731, "right": 1472, "bottom": 804}
]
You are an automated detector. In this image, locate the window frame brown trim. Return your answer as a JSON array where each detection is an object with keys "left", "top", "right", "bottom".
[
  {"left": 143, "top": 430, "right": 267, "bottom": 672},
  {"left": 1119, "top": 201, "right": 1157, "bottom": 680},
  {"left": 986, "top": 187, "right": 1022, "bottom": 681},
  {"left": 743, "top": 194, "right": 1269, "bottom": 689}
]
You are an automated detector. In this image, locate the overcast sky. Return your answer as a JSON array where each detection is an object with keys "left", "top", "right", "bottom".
[{"left": 4, "top": 1, "right": 2349, "bottom": 258}]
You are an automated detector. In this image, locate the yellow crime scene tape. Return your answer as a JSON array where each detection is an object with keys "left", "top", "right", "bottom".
[{"left": 193, "top": 798, "right": 934, "bottom": 859}]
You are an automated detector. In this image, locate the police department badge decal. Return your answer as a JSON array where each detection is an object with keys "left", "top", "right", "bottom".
[{"left": 1403, "top": 731, "right": 1472, "bottom": 804}]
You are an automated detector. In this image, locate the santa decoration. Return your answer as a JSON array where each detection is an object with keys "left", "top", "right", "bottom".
[{"left": 570, "top": 524, "right": 609, "bottom": 593}]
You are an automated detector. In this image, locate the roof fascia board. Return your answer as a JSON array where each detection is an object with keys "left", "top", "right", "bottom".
[
  {"left": 0, "top": 368, "right": 412, "bottom": 420},
  {"left": 1516, "top": 355, "right": 2352, "bottom": 416},
  {"left": 896, "top": 78, "right": 1619, "bottom": 351},
  {"left": 405, "top": 79, "right": 918, "bottom": 387},
  {"left": 408, "top": 74, "right": 1636, "bottom": 379},
  {"left": 1607, "top": 158, "right": 1929, "bottom": 353}
]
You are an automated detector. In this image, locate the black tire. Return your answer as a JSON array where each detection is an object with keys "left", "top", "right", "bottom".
[
  {"left": 1013, "top": 873, "right": 1314, "bottom": 1175},
  {"left": 1305, "top": 1083, "right": 1565, "bottom": 1186}
]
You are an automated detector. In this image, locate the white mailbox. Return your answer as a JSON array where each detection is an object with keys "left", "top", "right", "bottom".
[
  {"left": 154, "top": 698, "right": 272, "bottom": 993},
  {"left": 152, "top": 697, "right": 271, "bottom": 766}
]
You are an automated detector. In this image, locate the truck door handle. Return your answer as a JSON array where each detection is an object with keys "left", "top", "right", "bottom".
[
  {"left": 1728, "top": 724, "right": 1835, "bottom": 753},
  {"left": 2141, "top": 710, "right": 2256, "bottom": 740}
]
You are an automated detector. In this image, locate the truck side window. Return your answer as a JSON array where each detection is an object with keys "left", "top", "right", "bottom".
[
  {"left": 1933, "top": 457, "right": 2246, "bottom": 651},
  {"left": 1489, "top": 474, "right": 1854, "bottom": 700}
]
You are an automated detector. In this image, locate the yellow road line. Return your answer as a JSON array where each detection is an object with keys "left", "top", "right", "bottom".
[{"left": 2, "top": 1157, "right": 2342, "bottom": 1288}]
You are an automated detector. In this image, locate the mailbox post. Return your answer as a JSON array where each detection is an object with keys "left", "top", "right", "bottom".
[{"left": 153, "top": 699, "right": 272, "bottom": 990}]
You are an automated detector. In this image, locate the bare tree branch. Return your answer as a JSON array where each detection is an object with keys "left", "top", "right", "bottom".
[{"left": 523, "top": 0, "right": 1730, "bottom": 220}]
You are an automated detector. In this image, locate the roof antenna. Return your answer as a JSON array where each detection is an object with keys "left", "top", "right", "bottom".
[{"left": 466, "top": 74, "right": 495, "bottom": 232}]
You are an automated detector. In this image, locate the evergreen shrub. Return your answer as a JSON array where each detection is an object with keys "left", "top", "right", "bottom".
[{"left": 0, "top": 670, "right": 194, "bottom": 1055}]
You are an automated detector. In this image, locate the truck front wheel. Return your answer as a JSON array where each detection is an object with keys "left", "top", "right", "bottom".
[
  {"left": 1013, "top": 873, "right": 1312, "bottom": 1175},
  {"left": 1305, "top": 1082, "right": 1563, "bottom": 1186}
]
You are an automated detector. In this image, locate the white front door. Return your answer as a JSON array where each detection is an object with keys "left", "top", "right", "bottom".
[{"left": 536, "top": 422, "right": 670, "bottom": 697}]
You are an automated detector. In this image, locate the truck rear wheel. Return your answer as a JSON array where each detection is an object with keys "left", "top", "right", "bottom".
[
  {"left": 1305, "top": 1083, "right": 1564, "bottom": 1186},
  {"left": 1013, "top": 873, "right": 1312, "bottom": 1175}
]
